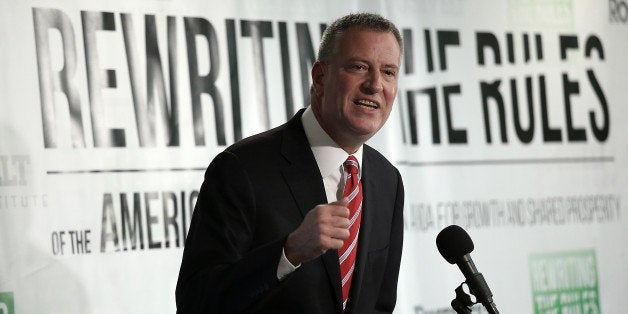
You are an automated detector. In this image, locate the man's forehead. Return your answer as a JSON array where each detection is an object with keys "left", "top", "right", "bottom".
[
  {"left": 335, "top": 29, "right": 401, "bottom": 63},
  {"left": 339, "top": 27, "right": 397, "bottom": 42}
]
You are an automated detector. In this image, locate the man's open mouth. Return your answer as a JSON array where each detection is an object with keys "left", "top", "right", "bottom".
[{"left": 354, "top": 99, "right": 379, "bottom": 109}]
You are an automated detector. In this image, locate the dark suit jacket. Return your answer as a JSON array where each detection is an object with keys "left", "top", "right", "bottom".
[{"left": 176, "top": 109, "right": 404, "bottom": 313}]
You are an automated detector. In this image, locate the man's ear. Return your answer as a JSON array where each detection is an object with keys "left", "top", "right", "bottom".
[{"left": 311, "top": 61, "right": 326, "bottom": 96}]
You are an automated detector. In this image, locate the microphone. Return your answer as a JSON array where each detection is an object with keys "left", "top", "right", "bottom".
[{"left": 436, "top": 225, "right": 499, "bottom": 314}]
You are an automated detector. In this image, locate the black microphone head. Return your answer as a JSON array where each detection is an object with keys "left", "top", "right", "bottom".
[{"left": 436, "top": 225, "right": 474, "bottom": 264}]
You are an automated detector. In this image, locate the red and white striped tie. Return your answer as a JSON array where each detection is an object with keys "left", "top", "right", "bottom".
[{"left": 338, "top": 155, "right": 362, "bottom": 311}]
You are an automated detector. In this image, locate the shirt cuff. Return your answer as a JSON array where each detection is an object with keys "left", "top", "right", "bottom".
[{"left": 277, "top": 247, "right": 300, "bottom": 281}]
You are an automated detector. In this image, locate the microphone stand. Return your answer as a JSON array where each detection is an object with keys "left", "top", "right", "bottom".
[
  {"left": 451, "top": 283, "right": 473, "bottom": 314},
  {"left": 450, "top": 281, "right": 500, "bottom": 314}
]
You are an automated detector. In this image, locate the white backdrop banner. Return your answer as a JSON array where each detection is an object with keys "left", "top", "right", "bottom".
[{"left": 0, "top": 0, "right": 626, "bottom": 313}]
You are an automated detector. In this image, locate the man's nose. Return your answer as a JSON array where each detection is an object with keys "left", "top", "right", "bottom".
[{"left": 362, "top": 70, "right": 383, "bottom": 94}]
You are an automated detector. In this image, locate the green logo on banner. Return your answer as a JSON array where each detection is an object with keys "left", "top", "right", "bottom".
[
  {"left": 0, "top": 292, "right": 14, "bottom": 314},
  {"left": 529, "top": 250, "right": 600, "bottom": 313}
]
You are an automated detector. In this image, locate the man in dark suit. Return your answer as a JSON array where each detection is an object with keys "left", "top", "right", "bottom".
[{"left": 176, "top": 12, "right": 404, "bottom": 313}]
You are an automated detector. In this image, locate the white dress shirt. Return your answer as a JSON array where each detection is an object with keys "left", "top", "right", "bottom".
[{"left": 277, "top": 106, "right": 363, "bottom": 280}]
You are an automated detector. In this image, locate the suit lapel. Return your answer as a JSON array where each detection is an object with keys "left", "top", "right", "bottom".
[
  {"left": 279, "top": 110, "right": 327, "bottom": 217},
  {"left": 279, "top": 110, "right": 344, "bottom": 311}
]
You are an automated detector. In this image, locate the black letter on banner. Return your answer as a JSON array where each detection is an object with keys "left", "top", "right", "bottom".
[
  {"left": 121, "top": 14, "right": 180, "bottom": 147},
  {"left": 584, "top": 36, "right": 609, "bottom": 142},
  {"left": 559, "top": 35, "right": 578, "bottom": 60},
  {"left": 278, "top": 22, "right": 295, "bottom": 120},
  {"left": 51, "top": 232, "right": 61, "bottom": 255},
  {"left": 226, "top": 19, "right": 242, "bottom": 141},
  {"left": 443, "top": 85, "right": 467, "bottom": 144},
  {"left": 585, "top": 35, "right": 605, "bottom": 60},
  {"left": 162, "top": 191, "right": 180, "bottom": 248},
  {"left": 296, "top": 23, "right": 318, "bottom": 107},
  {"left": 506, "top": 33, "right": 533, "bottom": 63},
  {"left": 562, "top": 74, "right": 586, "bottom": 142},
  {"left": 101, "top": 193, "right": 120, "bottom": 252},
  {"left": 145, "top": 192, "right": 162, "bottom": 249},
  {"left": 476, "top": 32, "right": 501, "bottom": 66},
  {"left": 165, "top": 16, "right": 180, "bottom": 145},
  {"left": 535, "top": 34, "right": 544, "bottom": 61},
  {"left": 511, "top": 77, "right": 535, "bottom": 143},
  {"left": 182, "top": 191, "right": 199, "bottom": 243},
  {"left": 480, "top": 80, "right": 508, "bottom": 143},
  {"left": 423, "top": 29, "right": 435, "bottom": 73},
  {"left": 539, "top": 75, "right": 562, "bottom": 142},
  {"left": 33, "top": 8, "right": 85, "bottom": 148},
  {"left": 184, "top": 17, "right": 225, "bottom": 146},
  {"left": 241, "top": 20, "right": 273, "bottom": 129},
  {"left": 437, "top": 30, "right": 459, "bottom": 71},
  {"left": 82, "top": 11, "right": 126, "bottom": 147},
  {"left": 587, "top": 70, "right": 609, "bottom": 141},
  {"left": 506, "top": 33, "right": 516, "bottom": 64},
  {"left": 403, "top": 29, "right": 415, "bottom": 74},
  {"left": 406, "top": 88, "right": 440, "bottom": 145},
  {"left": 121, "top": 192, "right": 144, "bottom": 250}
]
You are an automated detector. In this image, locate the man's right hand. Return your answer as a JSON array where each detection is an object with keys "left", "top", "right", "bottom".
[{"left": 284, "top": 198, "right": 351, "bottom": 266}]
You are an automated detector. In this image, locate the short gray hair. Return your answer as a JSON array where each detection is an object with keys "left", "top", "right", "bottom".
[{"left": 317, "top": 12, "right": 403, "bottom": 63}]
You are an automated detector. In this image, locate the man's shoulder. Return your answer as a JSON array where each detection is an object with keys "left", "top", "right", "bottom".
[
  {"left": 218, "top": 118, "right": 305, "bottom": 168},
  {"left": 205, "top": 125, "right": 288, "bottom": 173},
  {"left": 228, "top": 124, "right": 284, "bottom": 154},
  {"left": 216, "top": 130, "right": 284, "bottom": 170},
  {"left": 225, "top": 109, "right": 305, "bottom": 157},
  {"left": 363, "top": 144, "right": 397, "bottom": 172}
]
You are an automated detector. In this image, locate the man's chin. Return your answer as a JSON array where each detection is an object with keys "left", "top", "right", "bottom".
[
  {"left": 347, "top": 126, "right": 379, "bottom": 142},
  {"left": 347, "top": 119, "right": 383, "bottom": 136}
]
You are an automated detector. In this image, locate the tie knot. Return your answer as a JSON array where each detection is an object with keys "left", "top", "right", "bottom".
[{"left": 344, "top": 156, "right": 359, "bottom": 175}]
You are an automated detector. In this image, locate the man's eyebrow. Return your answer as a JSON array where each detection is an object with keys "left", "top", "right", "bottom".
[
  {"left": 345, "top": 57, "right": 368, "bottom": 63},
  {"left": 382, "top": 64, "right": 399, "bottom": 69},
  {"left": 343, "top": 58, "right": 400, "bottom": 70}
]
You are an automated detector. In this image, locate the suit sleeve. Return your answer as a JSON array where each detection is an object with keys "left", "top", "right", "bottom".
[
  {"left": 175, "top": 150, "right": 284, "bottom": 313},
  {"left": 374, "top": 169, "right": 404, "bottom": 313}
]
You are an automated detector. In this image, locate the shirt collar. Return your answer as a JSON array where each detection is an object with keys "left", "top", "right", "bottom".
[{"left": 301, "top": 106, "right": 363, "bottom": 179}]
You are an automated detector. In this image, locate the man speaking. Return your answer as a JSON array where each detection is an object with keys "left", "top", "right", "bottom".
[{"left": 176, "top": 12, "right": 404, "bottom": 313}]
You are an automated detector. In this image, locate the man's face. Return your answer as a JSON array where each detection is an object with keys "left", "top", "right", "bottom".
[{"left": 312, "top": 27, "right": 401, "bottom": 150}]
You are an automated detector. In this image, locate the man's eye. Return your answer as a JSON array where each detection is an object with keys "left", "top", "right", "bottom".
[
  {"left": 349, "top": 64, "right": 366, "bottom": 71},
  {"left": 384, "top": 70, "right": 396, "bottom": 77}
]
